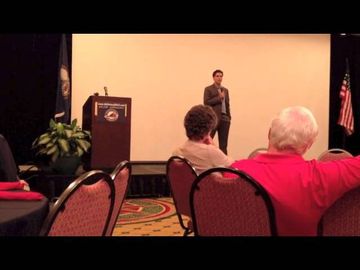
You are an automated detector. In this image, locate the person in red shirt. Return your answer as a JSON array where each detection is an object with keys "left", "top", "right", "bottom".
[{"left": 225, "top": 106, "right": 360, "bottom": 236}]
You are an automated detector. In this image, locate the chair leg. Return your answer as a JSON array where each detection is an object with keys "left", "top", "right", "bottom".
[{"left": 183, "top": 228, "right": 193, "bottom": 237}]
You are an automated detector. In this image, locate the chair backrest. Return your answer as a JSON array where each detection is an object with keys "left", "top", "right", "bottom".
[
  {"left": 0, "top": 134, "right": 19, "bottom": 181},
  {"left": 40, "top": 170, "right": 115, "bottom": 236},
  {"left": 105, "top": 160, "right": 131, "bottom": 236},
  {"left": 166, "top": 156, "right": 198, "bottom": 235},
  {"left": 318, "top": 187, "right": 360, "bottom": 236},
  {"left": 248, "top": 147, "right": 268, "bottom": 159},
  {"left": 190, "top": 167, "right": 277, "bottom": 236},
  {"left": 318, "top": 148, "right": 353, "bottom": 162}
]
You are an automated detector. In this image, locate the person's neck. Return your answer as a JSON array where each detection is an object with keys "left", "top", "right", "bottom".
[
  {"left": 214, "top": 82, "right": 221, "bottom": 88},
  {"left": 190, "top": 137, "right": 207, "bottom": 144},
  {"left": 267, "top": 145, "right": 301, "bottom": 156}
]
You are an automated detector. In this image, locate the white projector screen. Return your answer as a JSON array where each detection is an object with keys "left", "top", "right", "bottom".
[{"left": 72, "top": 34, "right": 330, "bottom": 161}]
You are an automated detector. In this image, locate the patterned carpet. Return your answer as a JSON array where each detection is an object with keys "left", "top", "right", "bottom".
[
  {"left": 117, "top": 198, "right": 176, "bottom": 225},
  {"left": 112, "top": 197, "right": 191, "bottom": 236}
]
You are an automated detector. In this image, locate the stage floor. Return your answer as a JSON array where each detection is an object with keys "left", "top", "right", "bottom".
[
  {"left": 131, "top": 163, "right": 166, "bottom": 175},
  {"left": 20, "top": 162, "right": 170, "bottom": 198},
  {"left": 128, "top": 162, "right": 169, "bottom": 198}
]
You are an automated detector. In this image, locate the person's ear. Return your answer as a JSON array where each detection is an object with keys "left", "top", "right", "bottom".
[
  {"left": 203, "top": 134, "right": 212, "bottom": 145},
  {"left": 301, "top": 140, "right": 314, "bottom": 155},
  {"left": 306, "top": 140, "right": 314, "bottom": 151}
]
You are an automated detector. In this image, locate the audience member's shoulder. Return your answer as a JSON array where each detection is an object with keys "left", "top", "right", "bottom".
[{"left": 172, "top": 148, "right": 180, "bottom": 156}]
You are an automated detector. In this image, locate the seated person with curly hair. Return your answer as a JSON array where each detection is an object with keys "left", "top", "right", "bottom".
[{"left": 172, "top": 104, "right": 233, "bottom": 174}]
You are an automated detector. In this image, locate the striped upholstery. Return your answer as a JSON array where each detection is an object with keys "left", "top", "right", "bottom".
[
  {"left": 248, "top": 147, "right": 268, "bottom": 159},
  {"left": 166, "top": 156, "right": 198, "bottom": 236},
  {"left": 105, "top": 160, "right": 131, "bottom": 236},
  {"left": 40, "top": 170, "right": 115, "bottom": 236},
  {"left": 190, "top": 167, "right": 277, "bottom": 236},
  {"left": 318, "top": 148, "right": 353, "bottom": 162},
  {"left": 319, "top": 187, "right": 360, "bottom": 236}
]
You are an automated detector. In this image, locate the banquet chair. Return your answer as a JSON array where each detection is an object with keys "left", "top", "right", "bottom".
[
  {"left": 39, "top": 170, "right": 115, "bottom": 236},
  {"left": 318, "top": 148, "right": 353, "bottom": 161},
  {"left": 105, "top": 160, "right": 131, "bottom": 236},
  {"left": 248, "top": 147, "right": 267, "bottom": 159},
  {"left": 190, "top": 167, "right": 277, "bottom": 236},
  {"left": 0, "top": 134, "right": 20, "bottom": 181},
  {"left": 318, "top": 187, "right": 360, "bottom": 236},
  {"left": 166, "top": 156, "right": 198, "bottom": 236}
]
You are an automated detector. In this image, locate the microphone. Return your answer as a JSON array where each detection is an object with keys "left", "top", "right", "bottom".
[{"left": 104, "top": 86, "right": 108, "bottom": 96}]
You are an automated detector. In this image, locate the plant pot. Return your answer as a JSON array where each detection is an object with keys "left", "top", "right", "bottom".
[{"left": 51, "top": 156, "right": 82, "bottom": 175}]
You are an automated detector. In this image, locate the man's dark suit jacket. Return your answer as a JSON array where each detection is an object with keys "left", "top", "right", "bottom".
[{"left": 203, "top": 84, "right": 231, "bottom": 123}]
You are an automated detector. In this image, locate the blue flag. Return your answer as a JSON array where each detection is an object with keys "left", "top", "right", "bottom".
[{"left": 54, "top": 34, "right": 71, "bottom": 124}]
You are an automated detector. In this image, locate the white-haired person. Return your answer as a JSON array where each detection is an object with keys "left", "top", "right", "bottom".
[
  {"left": 225, "top": 106, "right": 360, "bottom": 236},
  {"left": 173, "top": 104, "right": 233, "bottom": 174}
]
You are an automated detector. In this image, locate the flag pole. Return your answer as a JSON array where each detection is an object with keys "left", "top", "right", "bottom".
[{"left": 340, "top": 127, "right": 346, "bottom": 148}]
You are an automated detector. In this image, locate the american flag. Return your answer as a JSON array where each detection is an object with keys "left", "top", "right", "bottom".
[{"left": 337, "top": 61, "right": 354, "bottom": 136}]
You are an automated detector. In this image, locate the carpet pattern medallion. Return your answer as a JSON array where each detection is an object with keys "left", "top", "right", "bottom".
[{"left": 117, "top": 197, "right": 176, "bottom": 225}]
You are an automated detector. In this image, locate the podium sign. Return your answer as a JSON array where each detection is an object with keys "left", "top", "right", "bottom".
[
  {"left": 82, "top": 95, "right": 131, "bottom": 169},
  {"left": 95, "top": 102, "right": 128, "bottom": 123}
]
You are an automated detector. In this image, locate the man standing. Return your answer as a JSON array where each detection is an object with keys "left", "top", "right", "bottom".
[{"left": 203, "top": 69, "right": 231, "bottom": 154}]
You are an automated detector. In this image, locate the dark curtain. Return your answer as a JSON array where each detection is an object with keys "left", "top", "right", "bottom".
[
  {"left": 329, "top": 34, "right": 360, "bottom": 155},
  {"left": 0, "top": 34, "right": 72, "bottom": 165}
]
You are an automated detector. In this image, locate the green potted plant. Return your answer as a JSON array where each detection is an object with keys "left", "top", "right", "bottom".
[{"left": 32, "top": 118, "right": 91, "bottom": 175}]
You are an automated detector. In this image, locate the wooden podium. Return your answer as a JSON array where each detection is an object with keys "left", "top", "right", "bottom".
[{"left": 82, "top": 95, "right": 131, "bottom": 169}]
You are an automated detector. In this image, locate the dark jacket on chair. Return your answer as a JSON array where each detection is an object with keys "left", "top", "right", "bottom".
[{"left": 0, "top": 134, "right": 19, "bottom": 181}]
